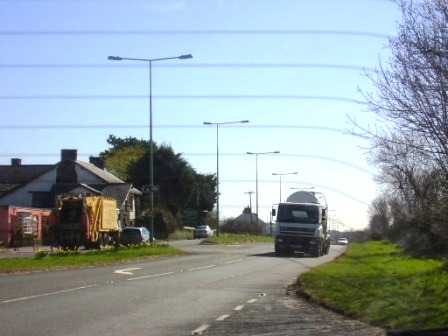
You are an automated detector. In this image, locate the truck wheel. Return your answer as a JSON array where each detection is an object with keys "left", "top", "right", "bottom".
[
  {"left": 275, "top": 246, "right": 285, "bottom": 257},
  {"left": 312, "top": 242, "right": 321, "bottom": 258},
  {"left": 324, "top": 242, "right": 330, "bottom": 254}
]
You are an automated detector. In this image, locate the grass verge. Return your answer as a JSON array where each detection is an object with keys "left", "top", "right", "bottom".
[
  {"left": 0, "top": 243, "right": 184, "bottom": 273},
  {"left": 202, "top": 234, "right": 274, "bottom": 245},
  {"left": 296, "top": 240, "right": 448, "bottom": 330}
]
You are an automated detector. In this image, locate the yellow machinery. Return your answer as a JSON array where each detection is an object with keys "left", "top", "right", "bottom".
[{"left": 56, "top": 194, "right": 119, "bottom": 249}]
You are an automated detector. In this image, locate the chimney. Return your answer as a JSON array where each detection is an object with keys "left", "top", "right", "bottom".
[
  {"left": 11, "top": 158, "right": 22, "bottom": 166},
  {"left": 89, "top": 156, "right": 104, "bottom": 169},
  {"left": 61, "top": 149, "right": 78, "bottom": 161}
]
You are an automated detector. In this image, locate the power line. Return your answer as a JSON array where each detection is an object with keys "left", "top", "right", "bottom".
[
  {"left": 0, "top": 94, "right": 366, "bottom": 103},
  {"left": 0, "top": 29, "right": 391, "bottom": 39},
  {"left": 0, "top": 63, "right": 375, "bottom": 72}
]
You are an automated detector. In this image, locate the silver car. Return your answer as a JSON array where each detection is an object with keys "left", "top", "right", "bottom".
[
  {"left": 119, "top": 227, "right": 152, "bottom": 245},
  {"left": 193, "top": 225, "right": 214, "bottom": 239}
]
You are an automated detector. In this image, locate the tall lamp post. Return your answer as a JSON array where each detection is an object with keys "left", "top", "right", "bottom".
[
  {"left": 108, "top": 54, "right": 193, "bottom": 240},
  {"left": 246, "top": 151, "right": 280, "bottom": 223},
  {"left": 272, "top": 172, "right": 297, "bottom": 202},
  {"left": 204, "top": 120, "right": 249, "bottom": 236}
]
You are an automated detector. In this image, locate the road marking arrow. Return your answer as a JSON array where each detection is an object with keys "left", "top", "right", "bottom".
[{"left": 114, "top": 267, "right": 142, "bottom": 275}]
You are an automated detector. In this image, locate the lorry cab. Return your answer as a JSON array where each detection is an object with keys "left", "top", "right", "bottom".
[{"left": 273, "top": 191, "right": 330, "bottom": 257}]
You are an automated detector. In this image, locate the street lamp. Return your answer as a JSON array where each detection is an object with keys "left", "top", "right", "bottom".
[
  {"left": 108, "top": 54, "right": 193, "bottom": 240},
  {"left": 204, "top": 120, "right": 249, "bottom": 236},
  {"left": 246, "top": 151, "right": 280, "bottom": 224},
  {"left": 272, "top": 172, "right": 297, "bottom": 202}
]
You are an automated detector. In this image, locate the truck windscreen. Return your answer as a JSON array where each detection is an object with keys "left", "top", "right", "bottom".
[{"left": 277, "top": 204, "right": 320, "bottom": 224}]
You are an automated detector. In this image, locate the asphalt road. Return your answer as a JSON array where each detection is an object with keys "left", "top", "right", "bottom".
[{"left": 0, "top": 241, "right": 385, "bottom": 335}]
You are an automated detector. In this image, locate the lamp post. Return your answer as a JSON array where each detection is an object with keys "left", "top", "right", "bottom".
[
  {"left": 246, "top": 151, "right": 280, "bottom": 224},
  {"left": 204, "top": 120, "right": 249, "bottom": 236},
  {"left": 272, "top": 172, "right": 297, "bottom": 202},
  {"left": 108, "top": 54, "right": 193, "bottom": 240}
]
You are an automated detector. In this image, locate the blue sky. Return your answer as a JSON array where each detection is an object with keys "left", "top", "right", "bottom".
[{"left": 1, "top": 0, "right": 402, "bottom": 231}]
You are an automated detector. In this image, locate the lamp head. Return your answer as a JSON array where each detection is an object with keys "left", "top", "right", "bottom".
[
  {"left": 108, "top": 56, "right": 122, "bottom": 61},
  {"left": 179, "top": 54, "right": 193, "bottom": 59}
]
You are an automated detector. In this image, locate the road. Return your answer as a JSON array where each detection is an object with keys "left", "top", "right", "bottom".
[{"left": 0, "top": 241, "right": 384, "bottom": 335}]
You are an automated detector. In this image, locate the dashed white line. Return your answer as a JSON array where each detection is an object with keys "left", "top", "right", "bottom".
[
  {"left": 2, "top": 284, "right": 99, "bottom": 303},
  {"left": 188, "top": 265, "right": 216, "bottom": 271},
  {"left": 191, "top": 324, "right": 209, "bottom": 335},
  {"left": 216, "top": 314, "right": 230, "bottom": 321},
  {"left": 224, "top": 259, "right": 244, "bottom": 264},
  {"left": 247, "top": 298, "right": 258, "bottom": 303},
  {"left": 233, "top": 305, "right": 245, "bottom": 311},
  {"left": 127, "top": 271, "right": 174, "bottom": 281}
]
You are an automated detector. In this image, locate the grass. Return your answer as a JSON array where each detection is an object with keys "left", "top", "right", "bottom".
[
  {"left": 202, "top": 233, "right": 274, "bottom": 245},
  {"left": 0, "top": 242, "right": 184, "bottom": 273},
  {"left": 297, "top": 240, "right": 448, "bottom": 330}
]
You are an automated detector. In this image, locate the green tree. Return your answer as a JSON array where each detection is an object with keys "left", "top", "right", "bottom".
[
  {"left": 100, "top": 135, "right": 217, "bottom": 230},
  {"left": 100, "top": 135, "right": 148, "bottom": 182}
]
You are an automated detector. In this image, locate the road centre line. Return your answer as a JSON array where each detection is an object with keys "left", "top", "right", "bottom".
[
  {"left": 224, "top": 258, "right": 244, "bottom": 264},
  {"left": 216, "top": 314, "right": 230, "bottom": 321},
  {"left": 127, "top": 271, "right": 175, "bottom": 281},
  {"left": 1, "top": 284, "right": 99, "bottom": 303},
  {"left": 188, "top": 264, "right": 216, "bottom": 271},
  {"left": 191, "top": 324, "right": 209, "bottom": 335},
  {"left": 233, "top": 305, "right": 245, "bottom": 311},
  {"left": 247, "top": 298, "right": 258, "bottom": 303}
]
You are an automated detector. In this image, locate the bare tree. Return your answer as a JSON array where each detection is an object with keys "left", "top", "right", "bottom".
[
  {"left": 368, "top": 196, "right": 391, "bottom": 240},
  {"left": 359, "top": 0, "right": 448, "bottom": 254}
]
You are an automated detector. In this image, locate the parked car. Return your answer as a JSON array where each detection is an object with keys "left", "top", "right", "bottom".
[
  {"left": 193, "top": 225, "right": 214, "bottom": 239},
  {"left": 337, "top": 237, "right": 348, "bottom": 245},
  {"left": 119, "top": 227, "right": 153, "bottom": 245}
]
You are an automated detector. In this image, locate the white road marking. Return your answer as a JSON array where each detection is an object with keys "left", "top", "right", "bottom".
[
  {"left": 1, "top": 284, "right": 99, "bottom": 303},
  {"left": 247, "top": 298, "right": 258, "bottom": 303},
  {"left": 233, "top": 305, "right": 244, "bottom": 311},
  {"left": 224, "top": 259, "right": 243, "bottom": 264},
  {"left": 188, "top": 265, "right": 215, "bottom": 271},
  {"left": 216, "top": 314, "right": 230, "bottom": 321},
  {"left": 114, "top": 267, "right": 142, "bottom": 275},
  {"left": 127, "top": 271, "right": 174, "bottom": 281},
  {"left": 191, "top": 324, "right": 209, "bottom": 335}
]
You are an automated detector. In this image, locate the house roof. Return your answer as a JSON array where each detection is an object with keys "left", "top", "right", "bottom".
[
  {"left": 234, "top": 209, "right": 267, "bottom": 225},
  {"left": 0, "top": 164, "right": 54, "bottom": 195},
  {"left": 75, "top": 161, "right": 124, "bottom": 184},
  {"left": 94, "top": 183, "right": 141, "bottom": 208},
  {"left": 0, "top": 154, "right": 137, "bottom": 202},
  {"left": 49, "top": 183, "right": 141, "bottom": 209}
]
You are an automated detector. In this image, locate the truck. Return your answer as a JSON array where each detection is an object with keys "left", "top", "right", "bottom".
[
  {"left": 55, "top": 194, "right": 119, "bottom": 249},
  {"left": 272, "top": 190, "right": 331, "bottom": 257}
]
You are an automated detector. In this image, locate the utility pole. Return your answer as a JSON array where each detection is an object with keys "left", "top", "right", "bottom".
[{"left": 245, "top": 191, "right": 255, "bottom": 224}]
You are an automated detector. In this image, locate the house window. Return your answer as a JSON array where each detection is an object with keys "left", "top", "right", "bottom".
[{"left": 17, "top": 212, "right": 38, "bottom": 235}]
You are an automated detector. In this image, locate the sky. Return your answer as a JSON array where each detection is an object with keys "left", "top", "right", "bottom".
[{"left": 0, "top": 0, "right": 403, "bottom": 231}]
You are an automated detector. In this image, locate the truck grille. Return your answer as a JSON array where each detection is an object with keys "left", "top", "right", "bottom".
[{"left": 279, "top": 227, "right": 315, "bottom": 236}]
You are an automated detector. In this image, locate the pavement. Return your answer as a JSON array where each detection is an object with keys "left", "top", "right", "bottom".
[{"left": 0, "top": 245, "right": 59, "bottom": 258}]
